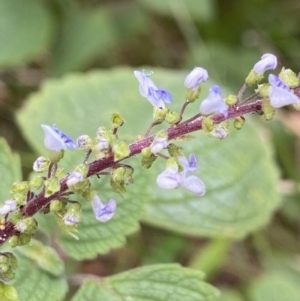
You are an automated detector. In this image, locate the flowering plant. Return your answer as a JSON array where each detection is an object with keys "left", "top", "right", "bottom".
[{"left": 0, "top": 53, "right": 299, "bottom": 301}]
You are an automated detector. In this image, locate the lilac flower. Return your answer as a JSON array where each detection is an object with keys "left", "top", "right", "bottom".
[
  {"left": 41, "top": 124, "right": 76, "bottom": 152},
  {"left": 0, "top": 200, "right": 16, "bottom": 215},
  {"left": 76, "top": 135, "right": 90, "bottom": 151},
  {"left": 150, "top": 137, "right": 168, "bottom": 154},
  {"left": 134, "top": 71, "right": 172, "bottom": 107},
  {"left": 184, "top": 67, "right": 209, "bottom": 91},
  {"left": 92, "top": 195, "right": 116, "bottom": 222},
  {"left": 66, "top": 171, "right": 84, "bottom": 188},
  {"left": 253, "top": 53, "right": 277, "bottom": 76},
  {"left": 199, "top": 86, "right": 228, "bottom": 117},
  {"left": 157, "top": 154, "right": 205, "bottom": 196},
  {"left": 63, "top": 215, "right": 80, "bottom": 226},
  {"left": 33, "top": 156, "right": 49, "bottom": 172},
  {"left": 268, "top": 74, "right": 300, "bottom": 108}
]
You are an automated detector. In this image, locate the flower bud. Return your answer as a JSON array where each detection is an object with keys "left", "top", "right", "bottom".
[
  {"left": 278, "top": 67, "right": 300, "bottom": 88},
  {"left": 63, "top": 204, "right": 81, "bottom": 226},
  {"left": 153, "top": 107, "right": 169, "bottom": 123},
  {"left": 233, "top": 117, "right": 245, "bottom": 130},
  {"left": 165, "top": 111, "right": 181, "bottom": 124},
  {"left": 111, "top": 113, "right": 124, "bottom": 129},
  {"left": 0, "top": 200, "right": 16, "bottom": 215},
  {"left": 50, "top": 200, "right": 64, "bottom": 213},
  {"left": 76, "top": 135, "right": 91, "bottom": 152},
  {"left": 33, "top": 156, "right": 50, "bottom": 172},
  {"left": 167, "top": 143, "right": 182, "bottom": 157},
  {"left": 225, "top": 94, "right": 238, "bottom": 106},
  {"left": 29, "top": 176, "right": 44, "bottom": 190},
  {"left": 150, "top": 131, "right": 168, "bottom": 155},
  {"left": 184, "top": 67, "right": 208, "bottom": 102},
  {"left": 262, "top": 98, "right": 275, "bottom": 121},
  {"left": 44, "top": 177, "right": 60, "bottom": 198},
  {"left": 113, "top": 141, "right": 130, "bottom": 161},
  {"left": 15, "top": 217, "right": 37, "bottom": 235}
]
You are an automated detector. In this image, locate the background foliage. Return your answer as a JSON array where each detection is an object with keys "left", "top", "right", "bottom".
[{"left": 0, "top": 0, "right": 300, "bottom": 300}]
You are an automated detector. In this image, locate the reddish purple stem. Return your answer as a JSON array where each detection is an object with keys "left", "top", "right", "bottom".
[{"left": 0, "top": 100, "right": 263, "bottom": 246}]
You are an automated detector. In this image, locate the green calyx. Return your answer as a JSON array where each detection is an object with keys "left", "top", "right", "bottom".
[
  {"left": 141, "top": 147, "right": 157, "bottom": 169},
  {"left": 153, "top": 107, "right": 169, "bottom": 123},
  {"left": 111, "top": 112, "right": 125, "bottom": 128},
  {"left": 202, "top": 117, "right": 214, "bottom": 133},
  {"left": 0, "top": 253, "right": 18, "bottom": 282},
  {"left": 233, "top": 117, "right": 245, "bottom": 130},
  {"left": 29, "top": 177, "right": 44, "bottom": 190},
  {"left": 167, "top": 143, "right": 182, "bottom": 157},
  {"left": 262, "top": 98, "right": 275, "bottom": 121},
  {"left": 165, "top": 111, "right": 181, "bottom": 124},
  {"left": 111, "top": 166, "right": 134, "bottom": 195},
  {"left": 186, "top": 86, "right": 201, "bottom": 102},
  {"left": 44, "top": 177, "right": 60, "bottom": 198},
  {"left": 245, "top": 69, "right": 264, "bottom": 86},
  {"left": 279, "top": 67, "right": 300, "bottom": 88},
  {"left": 15, "top": 217, "right": 37, "bottom": 236},
  {"left": 256, "top": 83, "right": 270, "bottom": 98},
  {"left": 10, "top": 181, "right": 29, "bottom": 195},
  {"left": 225, "top": 94, "right": 238, "bottom": 106},
  {"left": 49, "top": 150, "right": 64, "bottom": 163},
  {"left": 113, "top": 141, "right": 130, "bottom": 161},
  {"left": 69, "top": 179, "right": 91, "bottom": 195}
]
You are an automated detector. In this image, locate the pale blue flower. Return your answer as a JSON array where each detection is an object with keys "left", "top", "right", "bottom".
[
  {"left": 0, "top": 200, "right": 16, "bottom": 215},
  {"left": 253, "top": 53, "right": 277, "bottom": 75},
  {"left": 63, "top": 215, "right": 80, "bottom": 226},
  {"left": 41, "top": 124, "right": 76, "bottom": 152},
  {"left": 184, "top": 67, "right": 209, "bottom": 91},
  {"left": 66, "top": 171, "right": 84, "bottom": 188},
  {"left": 156, "top": 154, "right": 205, "bottom": 196},
  {"left": 92, "top": 195, "right": 116, "bottom": 222},
  {"left": 150, "top": 137, "right": 168, "bottom": 154},
  {"left": 134, "top": 71, "right": 172, "bottom": 107},
  {"left": 268, "top": 74, "right": 300, "bottom": 108},
  {"left": 200, "top": 86, "right": 228, "bottom": 117},
  {"left": 33, "top": 156, "right": 49, "bottom": 172}
]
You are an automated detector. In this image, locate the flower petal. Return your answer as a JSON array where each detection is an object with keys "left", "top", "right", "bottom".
[
  {"left": 268, "top": 74, "right": 300, "bottom": 108},
  {"left": 41, "top": 124, "right": 76, "bottom": 152},
  {"left": 182, "top": 175, "right": 206, "bottom": 196},
  {"left": 156, "top": 169, "right": 181, "bottom": 189},
  {"left": 253, "top": 53, "right": 277, "bottom": 75},
  {"left": 199, "top": 85, "right": 228, "bottom": 117},
  {"left": 184, "top": 67, "right": 209, "bottom": 91},
  {"left": 92, "top": 195, "right": 116, "bottom": 222}
]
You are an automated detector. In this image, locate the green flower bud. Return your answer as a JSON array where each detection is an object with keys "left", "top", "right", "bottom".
[
  {"left": 12, "top": 194, "right": 26, "bottom": 206},
  {"left": 82, "top": 189, "right": 97, "bottom": 202},
  {"left": 69, "top": 179, "right": 91, "bottom": 195},
  {"left": 165, "top": 111, "right": 181, "bottom": 124},
  {"left": 44, "top": 177, "right": 60, "bottom": 197},
  {"left": 225, "top": 94, "right": 238, "bottom": 106},
  {"left": 15, "top": 217, "right": 37, "bottom": 235},
  {"left": 113, "top": 141, "right": 130, "bottom": 161},
  {"left": 153, "top": 107, "right": 169, "bottom": 123},
  {"left": 29, "top": 177, "right": 44, "bottom": 190},
  {"left": 185, "top": 87, "right": 201, "bottom": 102},
  {"left": 245, "top": 69, "right": 264, "bottom": 86},
  {"left": 141, "top": 147, "right": 152, "bottom": 158},
  {"left": 97, "top": 127, "right": 116, "bottom": 146},
  {"left": 255, "top": 83, "right": 270, "bottom": 98},
  {"left": 18, "top": 233, "right": 31, "bottom": 246},
  {"left": 233, "top": 116, "right": 245, "bottom": 130},
  {"left": 50, "top": 200, "right": 64, "bottom": 213},
  {"left": 63, "top": 203, "right": 81, "bottom": 226},
  {"left": 279, "top": 67, "right": 300, "bottom": 88},
  {"left": 49, "top": 149, "right": 64, "bottom": 163},
  {"left": 167, "top": 143, "right": 182, "bottom": 157},
  {"left": 10, "top": 181, "right": 29, "bottom": 195},
  {"left": 202, "top": 117, "right": 214, "bottom": 132},
  {"left": 55, "top": 167, "right": 66, "bottom": 179},
  {"left": 8, "top": 236, "right": 19, "bottom": 248},
  {"left": 74, "top": 164, "right": 88, "bottom": 178},
  {"left": 262, "top": 98, "right": 275, "bottom": 121},
  {"left": 111, "top": 113, "right": 125, "bottom": 128}
]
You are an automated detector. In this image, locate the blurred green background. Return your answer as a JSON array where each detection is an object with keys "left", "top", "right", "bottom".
[{"left": 1, "top": 0, "right": 300, "bottom": 300}]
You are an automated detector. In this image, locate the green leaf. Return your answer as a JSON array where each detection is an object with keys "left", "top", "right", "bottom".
[
  {"left": 50, "top": 8, "right": 117, "bottom": 76},
  {"left": 0, "top": 0, "right": 54, "bottom": 69},
  {"left": 16, "top": 68, "right": 280, "bottom": 260},
  {"left": 247, "top": 272, "right": 300, "bottom": 301},
  {"left": 0, "top": 138, "right": 22, "bottom": 201},
  {"left": 136, "top": 0, "right": 216, "bottom": 22},
  {"left": 71, "top": 264, "right": 219, "bottom": 301},
  {"left": 16, "top": 239, "right": 64, "bottom": 277},
  {"left": 3, "top": 243, "right": 67, "bottom": 301}
]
